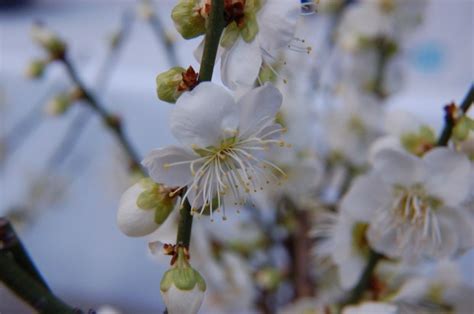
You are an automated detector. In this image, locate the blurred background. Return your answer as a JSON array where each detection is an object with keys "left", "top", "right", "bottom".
[{"left": 0, "top": 0, "right": 473, "bottom": 312}]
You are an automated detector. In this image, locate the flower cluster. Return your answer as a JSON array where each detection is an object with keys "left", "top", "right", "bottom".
[{"left": 114, "top": 0, "right": 474, "bottom": 313}]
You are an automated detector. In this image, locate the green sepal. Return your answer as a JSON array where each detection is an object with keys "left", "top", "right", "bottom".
[
  {"left": 171, "top": 0, "right": 206, "bottom": 39},
  {"left": 160, "top": 248, "right": 207, "bottom": 292},
  {"left": 154, "top": 199, "right": 174, "bottom": 224},
  {"left": 156, "top": 67, "right": 186, "bottom": 103},
  {"left": 240, "top": 12, "right": 258, "bottom": 43},
  {"left": 401, "top": 125, "right": 436, "bottom": 156},
  {"left": 137, "top": 189, "right": 162, "bottom": 210},
  {"left": 221, "top": 22, "right": 240, "bottom": 48}
]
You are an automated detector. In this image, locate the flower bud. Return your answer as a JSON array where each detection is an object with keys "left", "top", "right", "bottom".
[
  {"left": 31, "top": 23, "right": 66, "bottom": 59},
  {"left": 160, "top": 247, "right": 206, "bottom": 314},
  {"left": 400, "top": 125, "right": 436, "bottom": 156},
  {"left": 137, "top": 0, "right": 154, "bottom": 20},
  {"left": 25, "top": 59, "right": 47, "bottom": 79},
  {"left": 171, "top": 0, "right": 206, "bottom": 39},
  {"left": 156, "top": 66, "right": 198, "bottom": 103},
  {"left": 117, "top": 179, "right": 176, "bottom": 237},
  {"left": 256, "top": 267, "right": 282, "bottom": 291},
  {"left": 44, "top": 93, "right": 71, "bottom": 116}
]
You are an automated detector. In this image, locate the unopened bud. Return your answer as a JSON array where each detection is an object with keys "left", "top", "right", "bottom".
[
  {"left": 256, "top": 267, "right": 282, "bottom": 291},
  {"left": 137, "top": 0, "right": 155, "bottom": 20},
  {"left": 171, "top": 0, "right": 206, "bottom": 39},
  {"left": 117, "top": 179, "right": 177, "bottom": 237},
  {"left": 156, "top": 66, "right": 198, "bottom": 103},
  {"left": 25, "top": 59, "right": 47, "bottom": 79},
  {"left": 31, "top": 23, "right": 66, "bottom": 59},
  {"left": 45, "top": 93, "right": 71, "bottom": 116},
  {"left": 160, "top": 247, "right": 206, "bottom": 314}
]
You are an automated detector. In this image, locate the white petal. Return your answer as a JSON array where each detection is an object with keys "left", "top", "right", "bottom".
[
  {"left": 257, "top": 0, "right": 300, "bottom": 52},
  {"left": 340, "top": 173, "right": 391, "bottom": 221},
  {"left": 220, "top": 38, "right": 262, "bottom": 90},
  {"left": 422, "top": 148, "right": 471, "bottom": 206},
  {"left": 237, "top": 82, "right": 282, "bottom": 137},
  {"left": 171, "top": 82, "right": 239, "bottom": 148},
  {"left": 369, "top": 136, "right": 404, "bottom": 163},
  {"left": 338, "top": 255, "right": 366, "bottom": 290},
  {"left": 162, "top": 285, "right": 204, "bottom": 314},
  {"left": 117, "top": 183, "right": 159, "bottom": 237},
  {"left": 142, "top": 146, "right": 196, "bottom": 187},
  {"left": 372, "top": 148, "right": 424, "bottom": 186}
]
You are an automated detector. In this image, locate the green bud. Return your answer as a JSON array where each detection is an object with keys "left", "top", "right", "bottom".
[
  {"left": 171, "top": 0, "right": 206, "bottom": 39},
  {"left": 258, "top": 62, "right": 279, "bottom": 84},
  {"left": 256, "top": 267, "right": 282, "bottom": 291},
  {"left": 45, "top": 93, "right": 71, "bottom": 116},
  {"left": 31, "top": 24, "right": 66, "bottom": 59},
  {"left": 26, "top": 59, "right": 47, "bottom": 79},
  {"left": 401, "top": 125, "right": 436, "bottom": 156},
  {"left": 136, "top": 178, "right": 176, "bottom": 225},
  {"left": 156, "top": 67, "right": 186, "bottom": 103},
  {"left": 160, "top": 248, "right": 206, "bottom": 292}
]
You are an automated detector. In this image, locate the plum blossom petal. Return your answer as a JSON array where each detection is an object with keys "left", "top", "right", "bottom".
[
  {"left": 341, "top": 174, "right": 391, "bottom": 221},
  {"left": 422, "top": 148, "right": 471, "bottom": 206},
  {"left": 257, "top": 0, "right": 300, "bottom": 53},
  {"left": 372, "top": 148, "right": 424, "bottom": 186},
  {"left": 142, "top": 146, "right": 197, "bottom": 187},
  {"left": 237, "top": 82, "right": 282, "bottom": 136},
  {"left": 220, "top": 38, "right": 262, "bottom": 90},
  {"left": 171, "top": 82, "right": 239, "bottom": 148}
]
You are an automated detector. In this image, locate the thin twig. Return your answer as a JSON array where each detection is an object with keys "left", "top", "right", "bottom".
[
  {"left": 147, "top": 13, "right": 179, "bottom": 67},
  {"left": 437, "top": 84, "right": 474, "bottom": 146},
  {"left": 343, "top": 249, "right": 383, "bottom": 306},
  {"left": 60, "top": 56, "right": 144, "bottom": 174},
  {"left": 0, "top": 218, "right": 49, "bottom": 290}
]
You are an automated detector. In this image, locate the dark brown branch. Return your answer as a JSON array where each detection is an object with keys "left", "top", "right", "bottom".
[{"left": 437, "top": 84, "right": 474, "bottom": 146}]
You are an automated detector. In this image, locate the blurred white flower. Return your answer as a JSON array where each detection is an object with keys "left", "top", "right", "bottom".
[
  {"left": 323, "top": 88, "right": 383, "bottom": 165},
  {"left": 143, "top": 82, "right": 287, "bottom": 218},
  {"left": 337, "top": 0, "right": 427, "bottom": 52},
  {"left": 342, "top": 301, "right": 398, "bottom": 314},
  {"left": 194, "top": 0, "right": 301, "bottom": 90},
  {"left": 342, "top": 147, "right": 474, "bottom": 261}
]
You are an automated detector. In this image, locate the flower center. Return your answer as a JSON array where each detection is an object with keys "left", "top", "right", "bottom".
[{"left": 390, "top": 185, "right": 443, "bottom": 244}]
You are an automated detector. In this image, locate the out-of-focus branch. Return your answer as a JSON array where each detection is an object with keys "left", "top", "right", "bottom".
[
  {"left": 0, "top": 218, "right": 49, "bottom": 290},
  {"left": 46, "top": 10, "right": 135, "bottom": 170},
  {"left": 0, "top": 218, "right": 76, "bottom": 313},
  {"left": 437, "top": 84, "right": 474, "bottom": 146},
  {"left": 343, "top": 249, "right": 383, "bottom": 306},
  {"left": 59, "top": 56, "right": 144, "bottom": 174},
  {"left": 147, "top": 10, "right": 179, "bottom": 67}
]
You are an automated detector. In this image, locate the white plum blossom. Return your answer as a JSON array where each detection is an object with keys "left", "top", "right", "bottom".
[
  {"left": 342, "top": 302, "right": 398, "bottom": 314},
  {"left": 337, "top": 0, "right": 427, "bottom": 52},
  {"left": 195, "top": 0, "right": 302, "bottom": 90},
  {"left": 341, "top": 146, "right": 473, "bottom": 261},
  {"left": 322, "top": 88, "right": 383, "bottom": 165},
  {"left": 143, "top": 82, "right": 287, "bottom": 218},
  {"left": 312, "top": 209, "right": 372, "bottom": 291}
]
